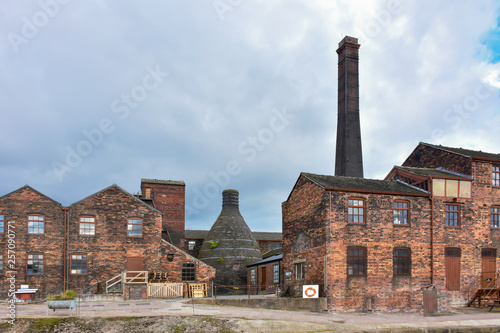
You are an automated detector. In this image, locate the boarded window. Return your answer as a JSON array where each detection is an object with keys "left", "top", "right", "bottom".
[
  {"left": 433, "top": 179, "right": 445, "bottom": 197},
  {"left": 445, "top": 248, "right": 460, "bottom": 291},
  {"left": 459, "top": 181, "right": 471, "bottom": 198}
]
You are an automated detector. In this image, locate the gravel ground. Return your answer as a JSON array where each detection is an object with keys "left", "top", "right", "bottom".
[{"left": 2, "top": 298, "right": 500, "bottom": 332}]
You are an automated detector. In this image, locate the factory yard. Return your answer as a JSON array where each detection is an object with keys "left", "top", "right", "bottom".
[{"left": 2, "top": 297, "right": 500, "bottom": 332}]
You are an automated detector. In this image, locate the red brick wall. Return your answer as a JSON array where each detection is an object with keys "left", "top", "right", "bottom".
[
  {"left": 0, "top": 186, "right": 65, "bottom": 298},
  {"left": 403, "top": 144, "right": 472, "bottom": 175},
  {"left": 282, "top": 175, "right": 328, "bottom": 297},
  {"left": 0, "top": 184, "right": 214, "bottom": 298},
  {"left": 67, "top": 185, "right": 164, "bottom": 292},
  {"left": 247, "top": 260, "right": 282, "bottom": 295},
  {"left": 141, "top": 182, "right": 185, "bottom": 249}
]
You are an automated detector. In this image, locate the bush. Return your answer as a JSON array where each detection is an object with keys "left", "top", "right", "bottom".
[{"left": 47, "top": 290, "right": 78, "bottom": 300}]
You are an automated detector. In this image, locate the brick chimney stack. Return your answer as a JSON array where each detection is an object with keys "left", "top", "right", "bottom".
[{"left": 335, "top": 36, "right": 364, "bottom": 178}]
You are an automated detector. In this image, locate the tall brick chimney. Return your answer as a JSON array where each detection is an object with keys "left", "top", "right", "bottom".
[{"left": 335, "top": 36, "right": 364, "bottom": 178}]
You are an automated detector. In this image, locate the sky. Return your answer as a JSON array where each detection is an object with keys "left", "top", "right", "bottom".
[{"left": 1, "top": 0, "right": 500, "bottom": 233}]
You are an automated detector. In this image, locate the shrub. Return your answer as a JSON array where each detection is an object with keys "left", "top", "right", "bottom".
[{"left": 47, "top": 290, "right": 78, "bottom": 300}]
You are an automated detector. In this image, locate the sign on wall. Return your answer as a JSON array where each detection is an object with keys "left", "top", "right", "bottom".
[{"left": 302, "top": 285, "right": 318, "bottom": 298}]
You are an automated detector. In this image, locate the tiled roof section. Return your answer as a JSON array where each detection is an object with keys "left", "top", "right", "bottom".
[
  {"left": 185, "top": 230, "right": 208, "bottom": 239},
  {"left": 185, "top": 229, "right": 283, "bottom": 241},
  {"left": 262, "top": 247, "right": 282, "bottom": 259},
  {"left": 421, "top": 142, "right": 500, "bottom": 161},
  {"left": 394, "top": 166, "right": 472, "bottom": 179},
  {"left": 247, "top": 254, "right": 282, "bottom": 267},
  {"left": 141, "top": 178, "right": 185, "bottom": 186},
  {"left": 253, "top": 232, "right": 282, "bottom": 241},
  {"left": 302, "top": 173, "right": 427, "bottom": 195}
]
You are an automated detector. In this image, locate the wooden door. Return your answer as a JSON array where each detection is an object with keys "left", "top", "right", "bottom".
[
  {"left": 482, "top": 249, "right": 496, "bottom": 288},
  {"left": 261, "top": 267, "right": 267, "bottom": 291},
  {"left": 445, "top": 248, "right": 460, "bottom": 291},
  {"left": 126, "top": 257, "right": 143, "bottom": 272}
]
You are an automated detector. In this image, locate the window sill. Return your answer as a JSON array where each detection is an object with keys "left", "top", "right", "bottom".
[{"left": 393, "top": 224, "right": 411, "bottom": 227}]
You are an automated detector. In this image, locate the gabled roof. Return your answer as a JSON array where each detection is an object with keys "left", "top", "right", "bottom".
[
  {"left": 70, "top": 184, "right": 163, "bottom": 215},
  {"left": 420, "top": 142, "right": 500, "bottom": 162},
  {"left": 0, "top": 185, "right": 62, "bottom": 206},
  {"left": 392, "top": 166, "right": 473, "bottom": 180},
  {"left": 302, "top": 172, "right": 428, "bottom": 196}
]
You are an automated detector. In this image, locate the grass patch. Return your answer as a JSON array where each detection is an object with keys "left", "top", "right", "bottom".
[{"left": 4, "top": 316, "right": 238, "bottom": 333}]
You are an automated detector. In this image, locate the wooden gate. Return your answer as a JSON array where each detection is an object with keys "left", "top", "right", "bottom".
[{"left": 147, "top": 283, "right": 183, "bottom": 298}]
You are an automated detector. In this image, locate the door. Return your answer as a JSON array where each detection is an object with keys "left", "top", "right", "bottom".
[
  {"left": 482, "top": 249, "right": 497, "bottom": 288},
  {"left": 126, "top": 257, "right": 143, "bottom": 271},
  {"left": 445, "top": 248, "right": 460, "bottom": 291},
  {"left": 261, "top": 267, "right": 267, "bottom": 291}
]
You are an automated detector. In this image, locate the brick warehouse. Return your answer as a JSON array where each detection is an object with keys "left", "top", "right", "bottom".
[
  {"left": 0, "top": 179, "right": 215, "bottom": 298},
  {"left": 282, "top": 143, "right": 500, "bottom": 312},
  {"left": 282, "top": 35, "right": 500, "bottom": 312}
]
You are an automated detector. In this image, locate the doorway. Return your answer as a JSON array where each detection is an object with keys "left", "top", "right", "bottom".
[
  {"left": 261, "top": 267, "right": 267, "bottom": 291},
  {"left": 482, "top": 249, "right": 496, "bottom": 288}
]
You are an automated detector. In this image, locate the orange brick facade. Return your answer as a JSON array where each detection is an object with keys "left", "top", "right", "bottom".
[
  {"left": 0, "top": 182, "right": 214, "bottom": 298},
  {"left": 282, "top": 143, "right": 500, "bottom": 312}
]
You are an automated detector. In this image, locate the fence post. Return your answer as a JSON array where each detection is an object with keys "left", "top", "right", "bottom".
[
  {"left": 248, "top": 285, "right": 250, "bottom": 299},
  {"left": 214, "top": 286, "right": 217, "bottom": 300}
]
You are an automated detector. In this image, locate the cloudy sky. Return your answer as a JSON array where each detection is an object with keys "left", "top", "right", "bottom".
[{"left": 1, "top": 0, "right": 500, "bottom": 232}]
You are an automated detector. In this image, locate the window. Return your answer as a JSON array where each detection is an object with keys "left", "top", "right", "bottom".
[
  {"left": 273, "top": 243, "right": 281, "bottom": 250},
  {"left": 79, "top": 217, "right": 95, "bottom": 235},
  {"left": 445, "top": 205, "right": 460, "bottom": 227},
  {"left": 294, "top": 262, "right": 305, "bottom": 280},
  {"left": 27, "top": 254, "right": 43, "bottom": 274},
  {"left": 0, "top": 255, "right": 3, "bottom": 274},
  {"left": 273, "top": 264, "right": 280, "bottom": 283},
  {"left": 445, "top": 248, "right": 461, "bottom": 291},
  {"left": 188, "top": 240, "right": 196, "bottom": 250},
  {"left": 127, "top": 219, "right": 142, "bottom": 237},
  {"left": 492, "top": 207, "right": 500, "bottom": 228},
  {"left": 393, "top": 248, "right": 411, "bottom": 275},
  {"left": 432, "top": 179, "right": 471, "bottom": 198},
  {"left": 348, "top": 199, "right": 365, "bottom": 223},
  {"left": 28, "top": 215, "right": 44, "bottom": 234},
  {"left": 182, "top": 263, "right": 195, "bottom": 281},
  {"left": 250, "top": 268, "right": 256, "bottom": 285},
  {"left": 347, "top": 247, "right": 366, "bottom": 276},
  {"left": 167, "top": 254, "right": 174, "bottom": 262},
  {"left": 394, "top": 201, "right": 409, "bottom": 225},
  {"left": 0, "top": 214, "right": 3, "bottom": 233},
  {"left": 71, "top": 254, "right": 87, "bottom": 274},
  {"left": 494, "top": 166, "right": 500, "bottom": 187}
]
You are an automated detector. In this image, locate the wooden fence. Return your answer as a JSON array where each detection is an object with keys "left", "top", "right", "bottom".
[{"left": 147, "top": 283, "right": 183, "bottom": 298}]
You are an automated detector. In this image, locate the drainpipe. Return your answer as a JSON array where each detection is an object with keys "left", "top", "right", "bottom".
[
  {"left": 62, "top": 207, "right": 69, "bottom": 292},
  {"left": 429, "top": 178, "right": 434, "bottom": 285}
]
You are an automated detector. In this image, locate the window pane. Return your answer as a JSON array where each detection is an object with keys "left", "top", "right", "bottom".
[
  {"left": 433, "top": 179, "right": 445, "bottom": 196},
  {"left": 446, "top": 180, "right": 459, "bottom": 197}
]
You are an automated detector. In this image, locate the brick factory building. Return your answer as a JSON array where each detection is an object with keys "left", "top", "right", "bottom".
[
  {"left": 0, "top": 179, "right": 215, "bottom": 299},
  {"left": 282, "top": 35, "right": 500, "bottom": 312},
  {"left": 282, "top": 143, "right": 500, "bottom": 311}
]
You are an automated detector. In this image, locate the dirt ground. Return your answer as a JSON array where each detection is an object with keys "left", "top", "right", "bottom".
[{"left": 2, "top": 298, "right": 500, "bottom": 332}]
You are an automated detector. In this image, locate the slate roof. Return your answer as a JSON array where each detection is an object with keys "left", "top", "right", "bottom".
[
  {"left": 393, "top": 166, "right": 473, "bottom": 179},
  {"left": 421, "top": 142, "right": 500, "bottom": 161},
  {"left": 185, "top": 230, "right": 282, "bottom": 241},
  {"left": 141, "top": 178, "right": 185, "bottom": 186},
  {"left": 247, "top": 254, "right": 282, "bottom": 267},
  {"left": 302, "top": 173, "right": 428, "bottom": 195}
]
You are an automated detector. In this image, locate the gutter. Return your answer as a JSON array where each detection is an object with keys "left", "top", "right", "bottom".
[{"left": 62, "top": 207, "right": 69, "bottom": 292}]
